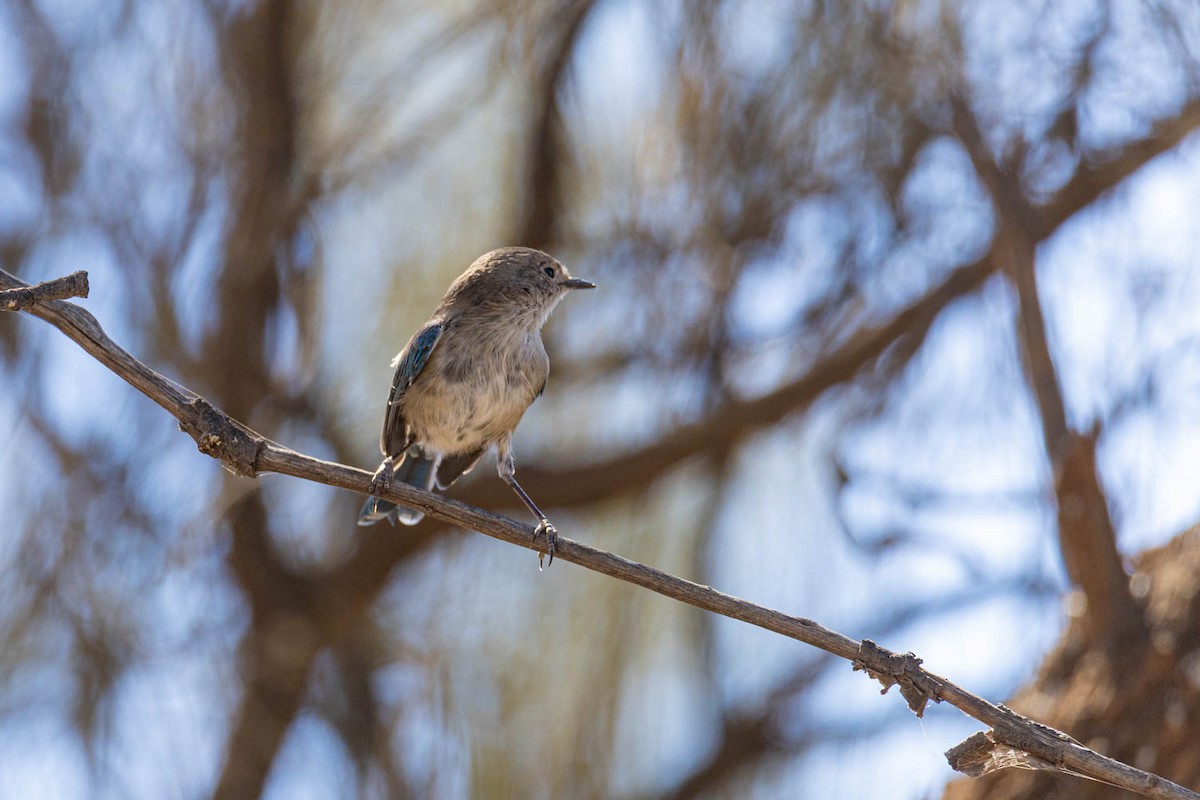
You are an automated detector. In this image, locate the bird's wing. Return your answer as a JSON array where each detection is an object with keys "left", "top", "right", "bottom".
[{"left": 380, "top": 321, "right": 444, "bottom": 457}]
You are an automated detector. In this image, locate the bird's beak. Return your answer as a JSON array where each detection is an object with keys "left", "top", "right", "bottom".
[{"left": 564, "top": 278, "right": 596, "bottom": 290}]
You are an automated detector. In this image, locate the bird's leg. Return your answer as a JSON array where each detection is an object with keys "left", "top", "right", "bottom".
[
  {"left": 497, "top": 448, "right": 557, "bottom": 568},
  {"left": 504, "top": 474, "right": 558, "bottom": 569},
  {"left": 509, "top": 479, "right": 556, "bottom": 560},
  {"left": 366, "top": 456, "right": 395, "bottom": 510}
]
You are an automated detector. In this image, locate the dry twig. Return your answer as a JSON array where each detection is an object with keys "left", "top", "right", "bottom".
[{"left": 0, "top": 269, "right": 88, "bottom": 311}]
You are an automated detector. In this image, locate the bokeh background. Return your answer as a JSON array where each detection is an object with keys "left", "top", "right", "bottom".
[{"left": 2, "top": 1, "right": 1200, "bottom": 798}]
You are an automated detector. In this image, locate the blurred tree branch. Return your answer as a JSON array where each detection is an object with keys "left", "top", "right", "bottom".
[
  {"left": 515, "top": 0, "right": 596, "bottom": 249},
  {"left": 463, "top": 90, "right": 1200, "bottom": 518},
  {"left": 191, "top": 1, "right": 315, "bottom": 796},
  {"left": 658, "top": 575, "right": 1058, "bottom": 800},
  {"left": 1040, "top": 96, "right": 1200, "bottom": 235},
  {"left": 944, "top": 525, "right": 1200, "bottom": 800},
  {"left": 465, "top": 254, "right": 998, "bottom": 510},
  {"left": 953, "top": 98, "right": 1151, "bottom": 654},
  {"left": 3, "top": 269, "right": 1198, "bottom": 800}
]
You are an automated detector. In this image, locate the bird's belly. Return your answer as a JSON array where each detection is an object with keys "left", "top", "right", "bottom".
[{"left": 401, "top": 371, "right": 534, "bottom": 455}]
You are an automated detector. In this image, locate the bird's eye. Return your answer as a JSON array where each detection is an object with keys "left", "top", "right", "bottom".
[{"left": 543, "top": 266, "right": 555, "bottom": 279}]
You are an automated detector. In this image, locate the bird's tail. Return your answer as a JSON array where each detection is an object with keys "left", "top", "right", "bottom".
[{"left": 357, "top": 448, "right": 437, "bottom": 526}]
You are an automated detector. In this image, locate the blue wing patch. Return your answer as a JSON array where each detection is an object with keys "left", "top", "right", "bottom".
[
  {"left": 380, "top": 322, "right": 443, "bottom": 456},
  {"left": 393, "top": 322, "right": 443, "bottom": 390}
]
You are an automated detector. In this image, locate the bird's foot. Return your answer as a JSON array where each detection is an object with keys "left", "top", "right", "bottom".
[
  {"left": 368, "top": 457, "right": 395, "bottom": 497},
  {"left": 533, "top": 519, "right": 558, "bottom": 570}
]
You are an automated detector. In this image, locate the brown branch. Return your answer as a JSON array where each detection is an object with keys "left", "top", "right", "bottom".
[
  {"left": 0, "top": 270, "right": 88, "bottom": 311},
  {"left": 1041, "top": 95, "right": 1200, "bottom": 235},
  {"left": 515, "top": 0, "right": 596, "bottom": 249},
  {"left": 466, "top": 253, "right": 999, "bottom": 511},
  {"left": 475, "top": 95, "right": 1200, "bottom": 519},
  {"left": 660, "top": 576, "right": 1059, "bottom": 800},
  {"left": 950, "top": 99, "right": 1067, "bottom": 462},
  {"left": 4, "top": 270, "right": 1197, "bottom": 800},
  {"left": 215, "top": 494, "right": 321, "bottom": 800},
  {"left": 952, "top": 99, "right": 1150, "bottom": 653},
  {"left": 202, "top": 3, "right": 309, "bottom": 796}
]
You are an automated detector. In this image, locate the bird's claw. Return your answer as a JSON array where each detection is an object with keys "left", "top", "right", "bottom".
[
  {"left": 534, "top": 519, "right": 558, "bottom": 570},
  {"left": 368, "top": 457, "right": 395, "bottom": 497}
]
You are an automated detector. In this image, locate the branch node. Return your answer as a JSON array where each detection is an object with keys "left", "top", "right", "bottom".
[
  {"left": 853, "top": 639, "right": 944, "bottom": 717},
  {"left": 178, "top": 397, "right": 264, "bottom": 477},
  {"left": 945, "top": 730, "right": 1058, "bottom": 777},
  {"left": 992, "top": 709, "right": 1080, "bottom": 762}
]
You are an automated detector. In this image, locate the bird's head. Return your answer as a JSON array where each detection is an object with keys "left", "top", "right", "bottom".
[{"left": 447, "top": 247, "right": 595, "bottom": 327}]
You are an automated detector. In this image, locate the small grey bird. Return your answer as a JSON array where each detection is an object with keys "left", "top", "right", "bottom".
[{"left": 358, "top": 246, "right": 595, "bottom": 567}]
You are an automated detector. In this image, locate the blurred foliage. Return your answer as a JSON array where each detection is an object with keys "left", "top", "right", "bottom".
[{"left": 2, "top": 0, "right": 1200, "bottom": 798}]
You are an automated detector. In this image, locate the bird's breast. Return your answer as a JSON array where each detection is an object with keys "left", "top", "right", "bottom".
[{"left": 400, "top": 322, "right": 548, "bottom": 455}]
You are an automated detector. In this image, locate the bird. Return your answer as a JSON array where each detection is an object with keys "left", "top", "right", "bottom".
[{"left": 358, "top": 246, "right": 595, "bottom": 568}]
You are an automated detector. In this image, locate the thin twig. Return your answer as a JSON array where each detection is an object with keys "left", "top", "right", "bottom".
[
  {"left": 0, "top": 270, "right": 88, "bottom": 311},
  {"left": 2, "top": 267, "right": 1196, "bottom": 800}
]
